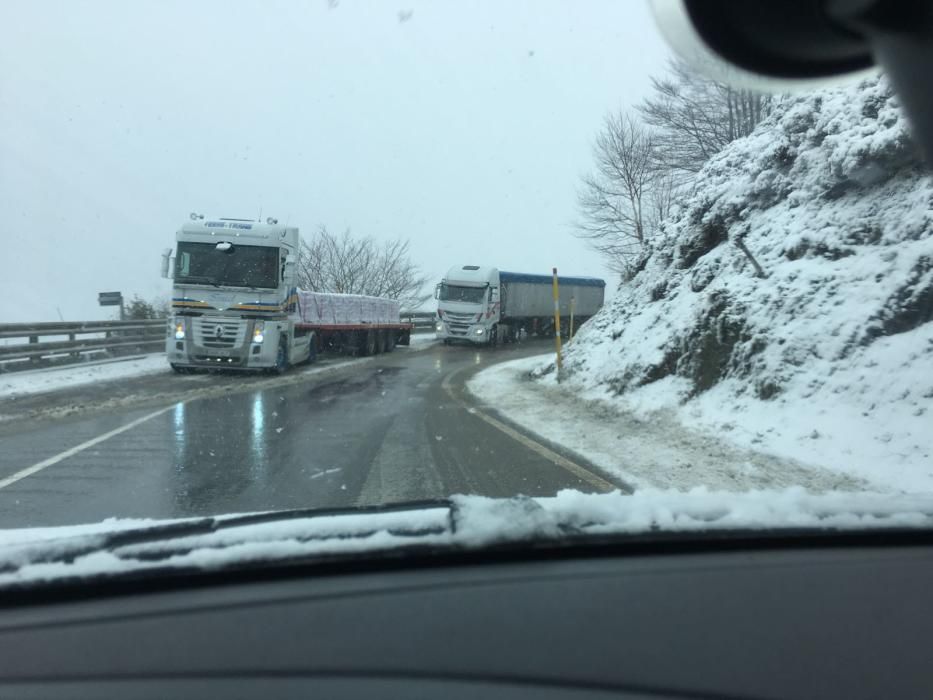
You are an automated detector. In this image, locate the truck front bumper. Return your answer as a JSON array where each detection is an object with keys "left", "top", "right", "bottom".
[
  {"left": 436, "top": 323, "right": 490, "bottom": 344},
  {"left": 167, "top": 317, "right": 282, "bottom": 370}
]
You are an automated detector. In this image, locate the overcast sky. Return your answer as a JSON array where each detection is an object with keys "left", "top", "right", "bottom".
[{"left": 0, "top": 0, "right": 670, "bottom": 322}]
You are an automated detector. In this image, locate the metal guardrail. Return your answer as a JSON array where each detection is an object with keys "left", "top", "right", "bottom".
[{"left": 0, "top": 319, "right": 165, "bottom": 372}]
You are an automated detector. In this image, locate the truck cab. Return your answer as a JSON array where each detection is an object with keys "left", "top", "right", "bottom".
[
  {"left": 161, "top": 214, "right": 312, "bottom": 372},
  {"left": 435, "top": 266, "right": 501, "bottom": 345}
]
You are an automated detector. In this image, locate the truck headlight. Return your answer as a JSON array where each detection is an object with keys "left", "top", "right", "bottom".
[
  {"left": 174, "top": 322, "right": 185, "bottom": 340},
  {"left": 435, "top": 322, "right": 444, "bottom": 332},
  {"left": 252, "top": 321, "right": 265, "bottom": 344},
  {"left": 475, "top": 328, "right": 485, "bottom": 335}
]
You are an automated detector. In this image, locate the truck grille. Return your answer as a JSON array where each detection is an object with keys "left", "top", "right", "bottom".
[
  {"left": 194, "top": 318, "right": 247, "bottom": 348},
  {"left": 443, "top": 311, "right": 476, "bottom": 336}
]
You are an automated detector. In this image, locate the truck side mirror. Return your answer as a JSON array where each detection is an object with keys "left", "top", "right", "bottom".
[
  {"left": 434, "top": 284, "right": 441, "bottom": 300},
  {"left": 161, "top": 248, "right": 173, "bottom": 279},
  {"left": 490, "top": 287, "right": 499, "bottom": 302},
  {"left": 283, "top": 258, "right": 296, "bottom": 283}
]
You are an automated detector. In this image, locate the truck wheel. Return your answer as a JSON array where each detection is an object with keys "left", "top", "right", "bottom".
[
  {"left": 170, "top": 363, "right": 190, "bottom": 375},
  {"left": 489, "top": 324, "right": 499, "bottom": 347},
  {"left": 360, "top": 329, "right": 376, "bottom": 356},
  {"left": 305, "top": 334, "right": 318, "bottom": 365},
  {"left": 273, "top": 338, "right": 289, "bottom": 374}
]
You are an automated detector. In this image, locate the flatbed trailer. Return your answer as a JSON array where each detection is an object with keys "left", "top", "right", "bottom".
[{"left": 299, "top": 322, "right": 413, "bottom": 358}]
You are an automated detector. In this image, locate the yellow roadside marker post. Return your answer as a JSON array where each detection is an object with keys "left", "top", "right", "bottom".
[{"left": 552, "top": 267, "right": 563, "bottom": 380}]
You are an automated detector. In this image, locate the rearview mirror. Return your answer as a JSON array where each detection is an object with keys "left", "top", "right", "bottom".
[
  {"left": 434, "top": 283, "right": 441, "bottom": 300},
  {"left": 650, "top": 0, "right": 933, "bottom": 162}
]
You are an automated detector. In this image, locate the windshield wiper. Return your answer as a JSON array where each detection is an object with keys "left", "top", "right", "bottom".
[
  {"left": 3, "top": 493, "right": 933, "bottom": 592},
  {"left": 0, "top": 500, "right": 456, "bottom": 584}
]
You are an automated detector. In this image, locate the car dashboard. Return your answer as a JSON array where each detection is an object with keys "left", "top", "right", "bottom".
[{"left": 0, "top": 535, "right": 930, "bottom": 699}]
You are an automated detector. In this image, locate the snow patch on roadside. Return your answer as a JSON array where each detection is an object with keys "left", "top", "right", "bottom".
[
  {"left": 0, "top": 357, "right": 370, "bottom": 425},
  {"left": 468, "top": 355, "right": 872, "bottom": 493},
  {"left": 0, "top": 354, "right": 170, "bottom": 400},
  {"left": 0, "top": 335, "right": 435, "bottom": 406}
]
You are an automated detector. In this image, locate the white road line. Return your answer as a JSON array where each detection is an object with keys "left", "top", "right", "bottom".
[
  {"left": 441, "top": 371, "right": 618, "bottom": 493},
  {"left": 0, "top": 404, "right": 177, "bottom": 490}
]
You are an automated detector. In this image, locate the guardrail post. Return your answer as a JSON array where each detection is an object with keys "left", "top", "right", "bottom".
[{"left": 28, "top": 335, "right": 39, "bottom": 366}]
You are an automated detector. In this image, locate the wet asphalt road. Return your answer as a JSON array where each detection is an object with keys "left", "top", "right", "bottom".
[{"left": 0, "top": 340, "right": 618, "bottom": 528}]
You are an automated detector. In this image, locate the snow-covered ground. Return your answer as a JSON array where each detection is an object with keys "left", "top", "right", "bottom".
[
  {"left": 468, "top": 355, "right": 877, "bottom": 493},
  {"left": 0, "top": 354, "right": 170, "bottom": 400}
]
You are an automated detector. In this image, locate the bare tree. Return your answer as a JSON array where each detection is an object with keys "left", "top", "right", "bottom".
[
  {"left": 573, "top": 61, "right": 772, "bottom": 278},
  {"left": 576, "top": 112, "right": 661, "bottom": 276},
  {"left": 639, "top": 59, "right": 771, "bottom": 174},
  {"left": 646, "top": 167, "right": 677, "bottom": 235},
  {"left": 125, "top": 294, "right": 170, "bottom": 319},
  {"left": 297, "top": 227, "right": 431, "bottom": 309}
]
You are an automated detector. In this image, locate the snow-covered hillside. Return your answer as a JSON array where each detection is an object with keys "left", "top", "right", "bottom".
[{"left": 548, "top": 76, "right": 933, "bottom": 492}]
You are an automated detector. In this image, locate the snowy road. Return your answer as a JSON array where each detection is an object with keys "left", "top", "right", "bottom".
[{"left": 0, "top": 340, "right": 622, "bottom": 528}]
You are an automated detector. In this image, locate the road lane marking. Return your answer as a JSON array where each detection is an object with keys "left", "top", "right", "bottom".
[
  {"left": 0, "top": 404, "right": 178, "bottom": 490},
  {"left": 441, "top": 371, "right": 619, "bottom": 493}
]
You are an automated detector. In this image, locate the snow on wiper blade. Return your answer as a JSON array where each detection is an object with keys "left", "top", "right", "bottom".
[
  {"left": 1, "top": 490, "right": 933, "bottom": 591},
  {"left": 451, "top": 489, "right": 933, "bottom": 541},
  {"left": 0, "top": 501, "right": 455, "bottom": 589}
]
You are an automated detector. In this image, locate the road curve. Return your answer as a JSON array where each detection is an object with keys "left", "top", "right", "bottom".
[{"left": 0, "top": 340, "right": 622, "bottom": 529}]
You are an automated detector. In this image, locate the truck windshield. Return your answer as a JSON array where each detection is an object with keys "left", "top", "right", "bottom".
[
  {"left": 439, "top": 284, "right": 486, "bottom": 303},
  {"left": 175, "top": 242, "right": 279, "bottom": 289}
]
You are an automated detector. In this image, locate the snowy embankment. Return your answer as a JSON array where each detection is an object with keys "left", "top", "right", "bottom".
[
  {"left": 0, "top": 354, "right": 170, "bottom": 400},
  {"left": 525, "top": 75, "right": 933, "bottom": 493}
]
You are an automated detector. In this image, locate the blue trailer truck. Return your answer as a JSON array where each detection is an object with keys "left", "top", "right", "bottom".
[{"left": 434, "top": 265, "right": 606, "bottom": 345}]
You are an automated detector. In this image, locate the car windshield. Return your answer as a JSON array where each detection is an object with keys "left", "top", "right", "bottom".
[
  {"left": 438, "top": 284, "right": 487, "bottom": 304},
  {"left": 1, "top": 1, "right": 932, "bottom": 585}
]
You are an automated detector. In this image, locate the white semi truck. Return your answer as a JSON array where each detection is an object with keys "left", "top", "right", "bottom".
[
  {"left": 162, "top": 214, "right": 411, "bottom": 373},
  {"left": 434, "top": 266, "right": 606, "bottom": 345}
]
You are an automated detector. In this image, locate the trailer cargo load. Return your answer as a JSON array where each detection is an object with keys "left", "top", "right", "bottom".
[
  {"left": 298, "top": 291, "right": 401, "bottom": 325},
  {"left": 499, "top": 271, "right": 605, "bottom": 320}
]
